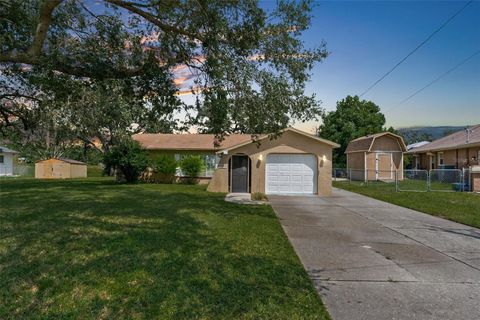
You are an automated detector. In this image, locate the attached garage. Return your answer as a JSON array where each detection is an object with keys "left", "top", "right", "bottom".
[
  {"left": 207, "top": 127, "right": 340, "bottom": 196},
  {"left": 345, "top": 132, "right": 407, "bottom": 181},
  {"left": 266, "top": 154, "right": 317, "bottom": 194},
  {"left": 35, "top": 158, "right": 87, "bottom": 179}
]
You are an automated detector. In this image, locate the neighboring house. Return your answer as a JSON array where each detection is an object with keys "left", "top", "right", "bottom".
[
  {"left": 35, "top": 158, "right": 87, "bottom": 179},
  {"left": 345, "top": 132, "right": 407, "bottom": 181},
  {"left": 134, "top": 127, "right": 339, "bottom": 196},
  {"left": 0, "top": 146, "right": 18, "bottom": 176},
  {"left": 408, "top": 124, "right": 480, "bottom": 170}
]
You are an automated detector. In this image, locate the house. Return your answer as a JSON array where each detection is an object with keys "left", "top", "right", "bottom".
[
  {"left": 0, "top": 146, "right": 18, "bottom": 176},
  {"left": 408, "top": 124, "right": 480, "bottom": 170},
  {"left": 35, "top": 158, "right": 87, "bottom": 179},
  {"left": 133, "top": 127, "right": 340, "bottom": 196},
  {"left": 345, "top": 132, "right": 407, "bottom": 181},
  {"left": 133, "top": 132, "right": 253, "bottom": 184}
]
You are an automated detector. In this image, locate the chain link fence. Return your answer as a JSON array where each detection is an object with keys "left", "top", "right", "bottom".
[
  {"left": 429, "top": 169, "right": 463, "bottom": 192},
  {"left": 397, "top": 169, "right": 429, "bottom": 192},
  {"left": 333, "top": 168, "right": 471, "bottom": 192}
]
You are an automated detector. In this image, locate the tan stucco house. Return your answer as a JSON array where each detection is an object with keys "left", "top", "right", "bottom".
[
  {"left": 345, "top": 132, "right": 407, "bottom": 181},
  {"left": 408, "top": 124, "right": 480, "bottom": 170},
  {"left": 134, "top": 127, "right": 339, "bottom": 196}
]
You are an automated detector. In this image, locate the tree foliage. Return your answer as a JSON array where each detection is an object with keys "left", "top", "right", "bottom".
[
  {"left": 1, "top": 0, "right": 328, "bottom": 148},
  {"left": 318, "top": 95, "right": 387, "bottom": 167},
  {"left": 103, "top": 137, "right": 149, "bottom": 183}
]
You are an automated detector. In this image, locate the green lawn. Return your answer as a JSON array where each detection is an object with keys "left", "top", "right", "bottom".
[
  {"left": 333, "top": 181, "right": 480, "bottom": 228},
  {"left": 0, "top": 178, "right": 329, "bottom": 319}
]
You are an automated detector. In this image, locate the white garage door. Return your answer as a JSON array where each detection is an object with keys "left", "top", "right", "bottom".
[{"left": 266, "top": 154, "right": 317, "bottom": 194}]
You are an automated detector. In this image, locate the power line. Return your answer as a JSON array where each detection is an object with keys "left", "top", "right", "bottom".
[
  {"left": 359, "top": 0, "right": 473, "bottom": 97},
  {"left": 384, "top": 49, "right": 480, "bottom": 114}
]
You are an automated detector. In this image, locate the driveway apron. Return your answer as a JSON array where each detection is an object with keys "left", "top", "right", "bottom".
[{"left": 269, "top": 188, "right": 480, "bottom": 320}]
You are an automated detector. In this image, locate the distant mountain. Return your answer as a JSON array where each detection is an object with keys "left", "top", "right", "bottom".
[{"left": 397, "top": 126, "right": 469, "bottom": 143}]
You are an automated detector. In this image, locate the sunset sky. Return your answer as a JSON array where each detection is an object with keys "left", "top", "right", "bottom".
[
  {"left": 90, "top": 0, "right": 480, "bottom": 132},
  {"left": 178, "top": 1, "right": 480, "bottom": 132}
]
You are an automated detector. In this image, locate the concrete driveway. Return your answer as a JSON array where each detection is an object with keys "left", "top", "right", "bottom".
[{"left": 269, "top": 188, "right": 480, "bottom": 320}]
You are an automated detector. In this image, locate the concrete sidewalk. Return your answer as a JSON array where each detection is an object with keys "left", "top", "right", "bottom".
[{"left": 270, "top": 188, "right": 480, "bottom": 320}]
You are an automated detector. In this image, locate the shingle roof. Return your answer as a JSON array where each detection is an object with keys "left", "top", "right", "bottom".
[
  {"left": 345, "top": 132, "right": 407, "bottom": 153},
  {"left": 132, "top": 133, "right": 252, "bottom": 151},
  {"left": 36, "top": 158, "right": 87, "bottom": 165},
  {"left": 408, "top": 124, "right": 480, "bottom": 153},
  {"left": 0, "top": 146, "right": 18, "bottom": 153},
  {"left": 57, "top": 158, "right": 87, "bottom": 165},
  {"left": 219, "top": 127, "right": 340, "bottom": 153}
]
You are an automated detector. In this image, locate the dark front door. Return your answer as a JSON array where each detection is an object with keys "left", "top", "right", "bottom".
[{"left": 231, "top": 155, "right": 248, "bottom": 193}]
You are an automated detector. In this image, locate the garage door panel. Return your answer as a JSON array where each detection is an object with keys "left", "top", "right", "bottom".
[
  {"left": 266, "top": 154, "right": 317, "bottom": 195},
  {"left": 269, "top": 165, "right": 279, "bottom": 172},
  {"left": 291, "top": 175, "right": 302, "bottom": 182}
]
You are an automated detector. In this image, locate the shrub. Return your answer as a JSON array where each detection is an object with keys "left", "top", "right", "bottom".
[
  {"left": 152, "top": 155, "right": 178, "bottom": 183},
  {"left": 103, "top": 138, "right": 149, "bottom": 183},
  {"left": 180, "top": 155, "right": 205, "bottom": 184},
  {"left": 251, "top": 192, "right": 268, "bottom": 201}
]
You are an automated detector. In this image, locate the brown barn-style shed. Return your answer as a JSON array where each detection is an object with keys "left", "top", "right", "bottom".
[
  {"left": 35, "top": 158, "right": 87, "bottom": 179},
  {"left": 346, "top": 132, "right": 407, "bottom": 181}
]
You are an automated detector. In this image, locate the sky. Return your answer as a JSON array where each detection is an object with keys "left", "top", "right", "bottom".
[
  {"left": 292, "top": 0, "right": 480, "bottom": 132},
  {"left": 89, "top": 0, "right": 480, "bottom": 132}
]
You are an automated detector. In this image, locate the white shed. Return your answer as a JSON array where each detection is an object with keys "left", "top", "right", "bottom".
[{"left": 0, "top": 146, "right": 18, "bottom": 176}]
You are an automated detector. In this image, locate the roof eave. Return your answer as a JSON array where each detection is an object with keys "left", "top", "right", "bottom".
[
  {"left": 407, "top": 141, "right": 480, "bottom": 154},
  {"left": 217, "top": 127, "right": 340, "bottom": 154}
]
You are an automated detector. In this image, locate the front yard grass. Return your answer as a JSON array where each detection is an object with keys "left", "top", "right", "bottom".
[
  {"left": 0, "top": 178, "right": 329, "bottom": 319},
  {"left": 333, "top": 181, "right": 480, "bottom": 228}
]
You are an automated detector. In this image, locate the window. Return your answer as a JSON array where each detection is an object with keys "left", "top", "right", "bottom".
[
  {"left": 0, "top": 155, "right": 3, "bottom": 163},
  {"left": 438, "top": 152, "right": 444, "bottom": 166},
  {"left": 174, "top": 153, "right": 220, "bottom": 177},
  {"left": 414, "top": 156, "right": 420, "bottom": 169}
]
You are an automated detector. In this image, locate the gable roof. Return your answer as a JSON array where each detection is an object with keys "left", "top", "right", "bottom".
[
  {"left": 36, "top": 158, "right": 86, "bottom": 165},
  {"left": 345, "top": 132, "right": 407, "bottom": 153},
  {"left": 217, "top": 127, "right": 340, "bottom": 154},
  {"left": 0, "top": 146, "right": 18, "bottom": 154},
  {"left": 408, "top": 124, "right": 480, "bottom": 153},
  {"left": 133, "top": 133, "right": 252, "bottom": 151}
]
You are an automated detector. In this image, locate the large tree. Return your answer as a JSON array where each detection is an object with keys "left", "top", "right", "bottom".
[
  {"left": 318, "top": 95, "right": 387, "bottom": 167},
  {"left": 1, "top": 0, "right": 327, "bottom": 145}
]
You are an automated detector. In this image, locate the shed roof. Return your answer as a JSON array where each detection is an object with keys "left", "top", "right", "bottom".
[
  {"left": 408, "top": 124, "right": 480, "bottom": 153},
  {"left": 36, "top": 158, "right": 86, "bottom": 165},
  {"left": 345, "top": 132, "right": 407, "bottom": 153},
  {"left": 132, "top": 133, "right": 252, "bottom": 151},
  {"left": 0, "top": 146, "right": 19, "bottom": 154}
]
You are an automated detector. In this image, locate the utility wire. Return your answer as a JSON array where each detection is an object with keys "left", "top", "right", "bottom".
[
  {"left": 359, "top": 0, "right": 473, "bottom": 97},
  {"left": 384, "top": 49, "right": 480, "bottom": 114}
]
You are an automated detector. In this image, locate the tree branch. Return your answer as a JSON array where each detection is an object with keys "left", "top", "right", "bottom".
[
  {"left": 28, "top": 0, "right": 64, "bottom": 57},
  {"left": 0, "top": 0, "right": 63, "bottom": 65},
  {"left": 105, "top": 0, "right": 204, "bottom": 42}
]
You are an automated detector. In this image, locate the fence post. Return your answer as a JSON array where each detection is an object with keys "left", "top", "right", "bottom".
[
  {"left": 427, "top": 170, "right": 430, "bottom": 191},
  {"left": 395, "top": 170, "right": 398, "bottom": 192}
]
